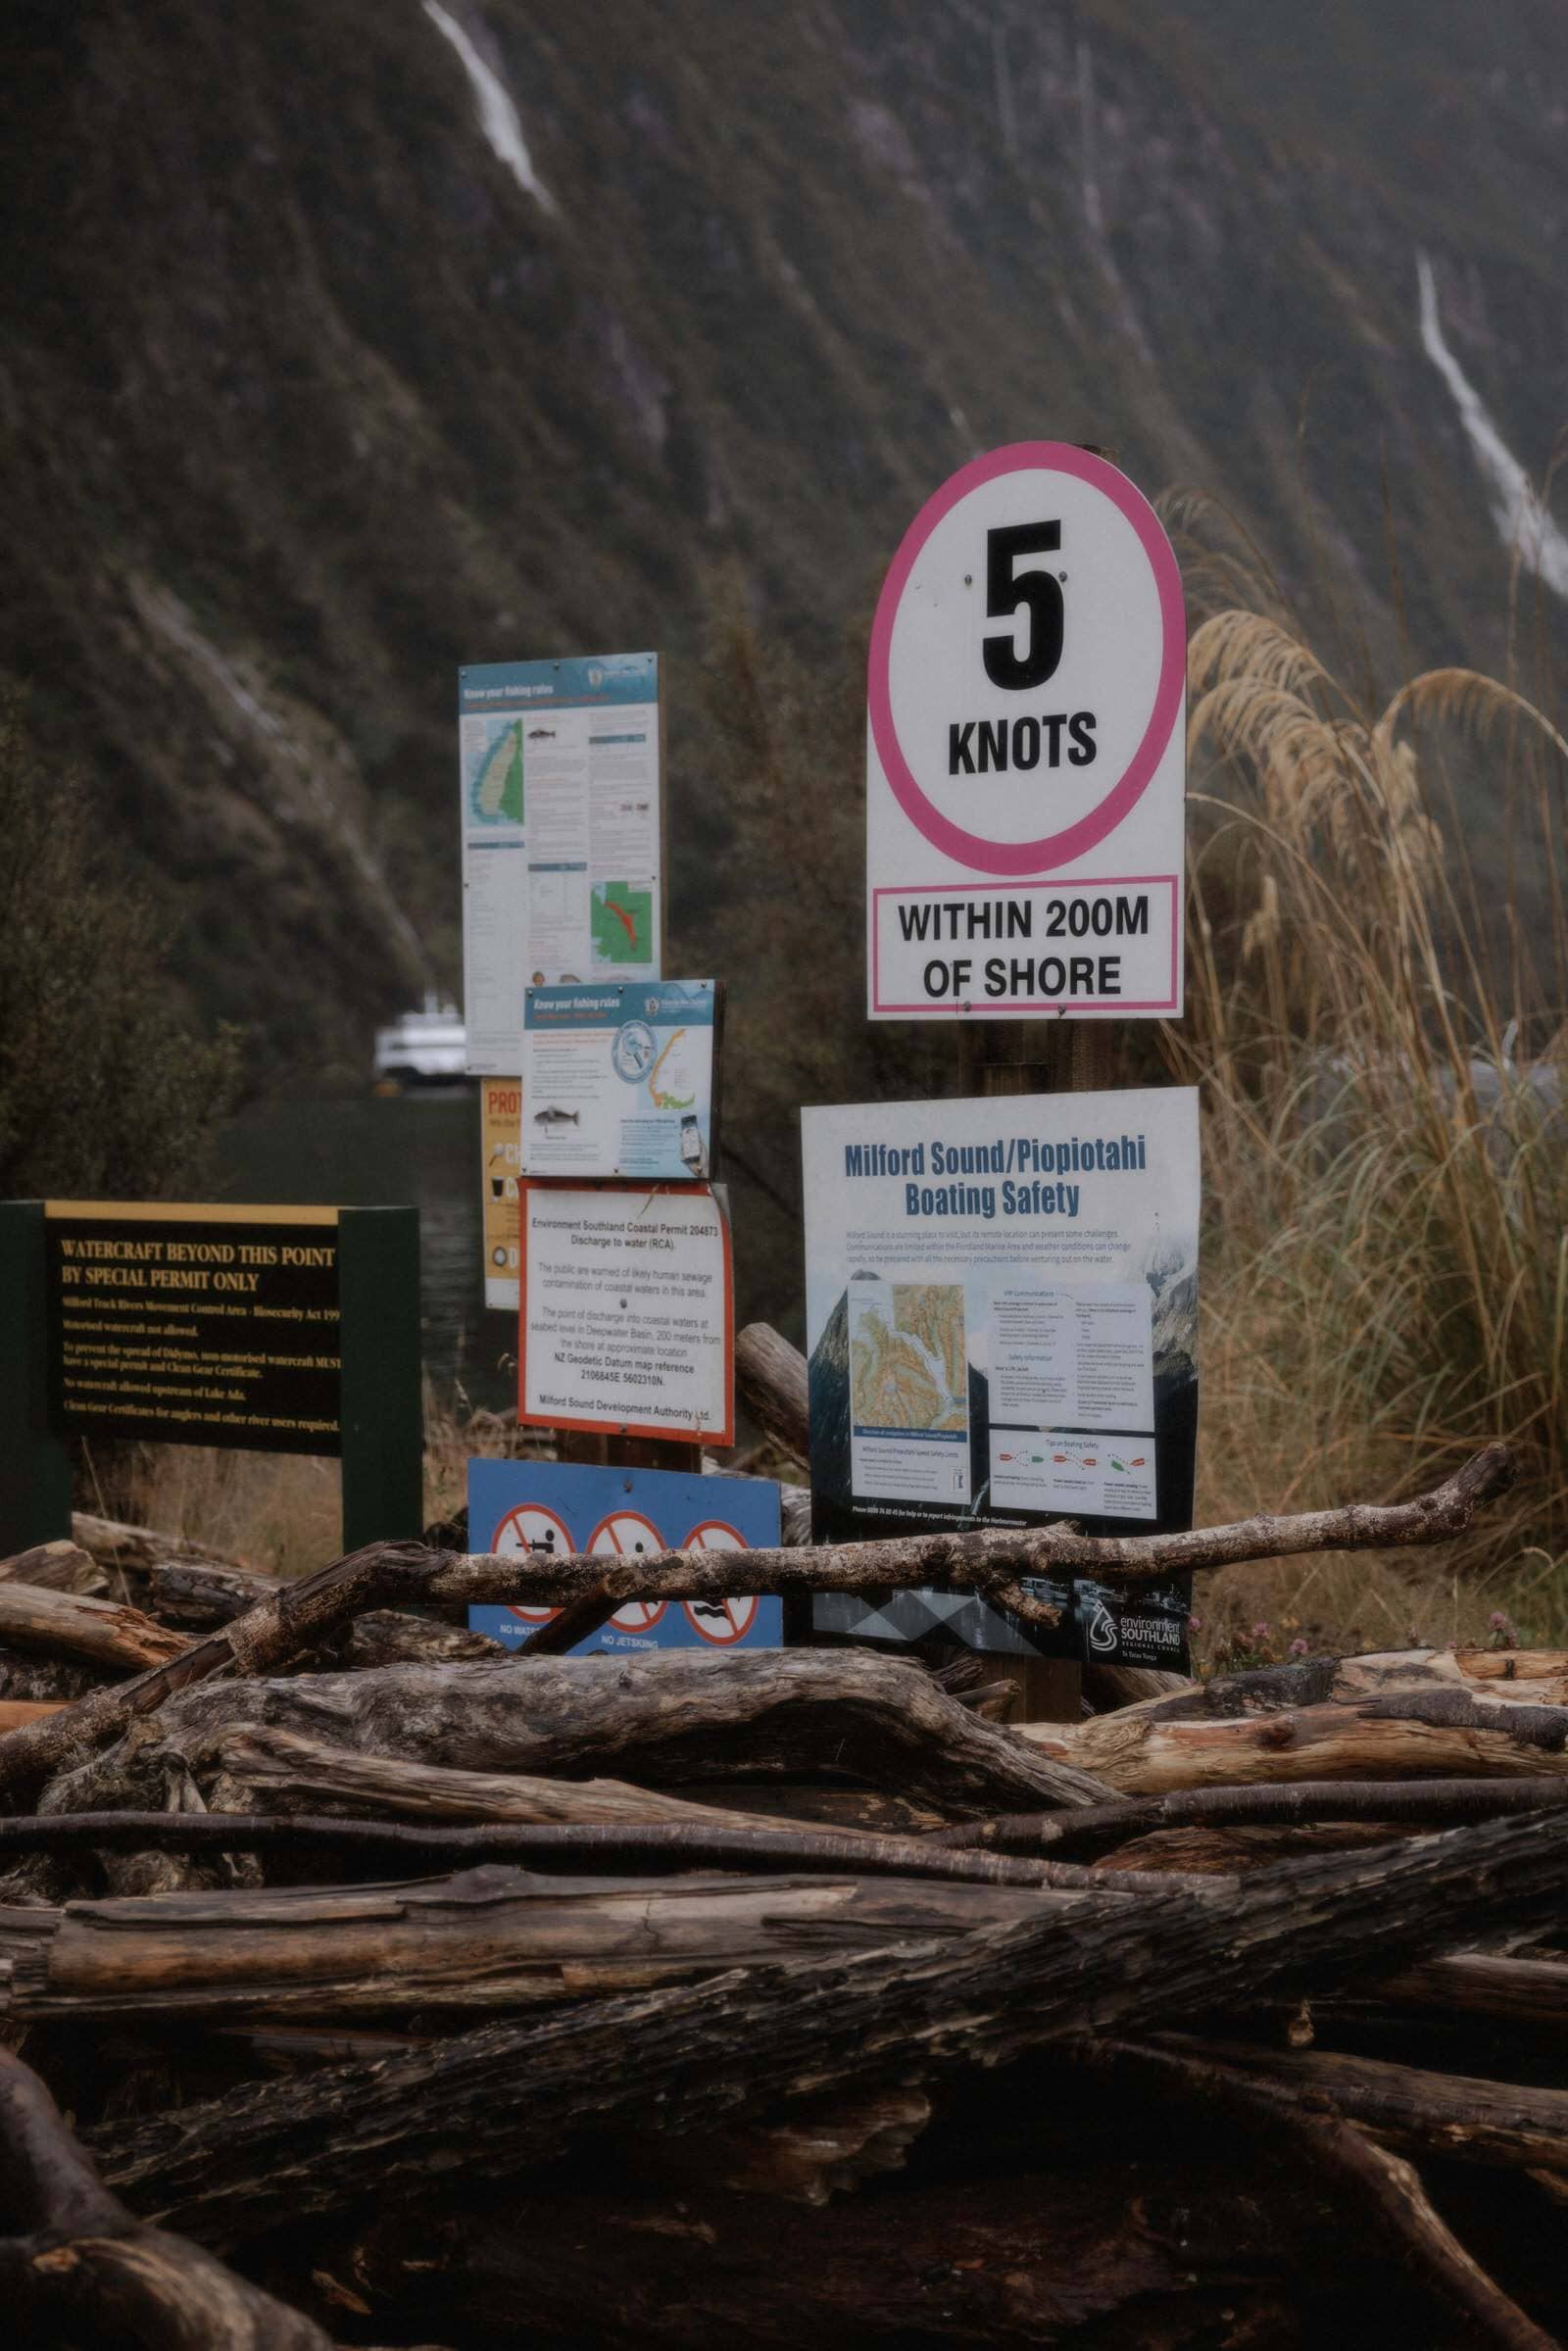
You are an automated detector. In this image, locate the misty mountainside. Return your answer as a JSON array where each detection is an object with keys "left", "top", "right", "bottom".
[{"left": 5, "top": 0, "right": 1568, "bottom": 1070}]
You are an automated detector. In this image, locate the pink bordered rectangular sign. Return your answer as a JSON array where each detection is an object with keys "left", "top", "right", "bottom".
[
  {"left": 870, "top": 875, "right": 1181, "bottom": 1017},
  {"left": 864, "top": 442, "right": 1186, "bottom": 1022}
]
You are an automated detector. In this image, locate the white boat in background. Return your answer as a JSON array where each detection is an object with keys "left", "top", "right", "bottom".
[{"left": 373, "top": 993, "right": 468, "bottom": 1085}]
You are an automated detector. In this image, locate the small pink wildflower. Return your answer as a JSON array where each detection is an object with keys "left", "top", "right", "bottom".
[
  {"left": 1250, "top": 1621, "right": 1270, "bottom": 1640},
  {"left": 1289, "top": 1638, "right": 1310, "bottom": 1657},
  {"left": 1187, "top": 1614, "right": 1202, "bottom": 1633}
]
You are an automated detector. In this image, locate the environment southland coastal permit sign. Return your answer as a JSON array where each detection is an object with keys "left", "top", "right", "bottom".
[
  {"left": 866, "top": 442, "right": 1186, "bottom": 1020},
  {"left": 517, "top": 1182, "right": 734, "bottom": 1445}
]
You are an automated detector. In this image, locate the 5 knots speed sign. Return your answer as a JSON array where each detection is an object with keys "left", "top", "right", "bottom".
[{"left": 866, "top": 441, "right": 1185, "bottom": 1022}]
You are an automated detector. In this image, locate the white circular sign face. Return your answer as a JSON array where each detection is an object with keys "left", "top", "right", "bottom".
[
  {"left": 491, "top": 1502, "right": 573, "bottom": 1624},
  {"left": 586, "top": 1509, "right": 668, "bottom": 1630},
  {"left": 868, "top": 442, "right": 1184, "bottom": 878}
]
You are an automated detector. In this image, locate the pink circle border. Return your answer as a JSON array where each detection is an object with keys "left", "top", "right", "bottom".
[{"left": 868, "top": 441, "right": 1185, "bottom": 876}]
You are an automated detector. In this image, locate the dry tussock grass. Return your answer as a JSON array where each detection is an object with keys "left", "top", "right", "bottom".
[
  {"left": 1166, "top": 502, "right": 1568, "bottom": 1659},
  {"left": 110, "top": 1382, "right": 545, "bottom": 1578}
]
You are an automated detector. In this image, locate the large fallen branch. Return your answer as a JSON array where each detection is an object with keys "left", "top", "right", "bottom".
[
  {"left": 1017, "top": 1685, "right": 1568, "bottom": 1792},
  {"left": 213, "top": 1723, "right": 825, "bottom": 1832},
  {"left": 0, "top": 1582, "right": 194, "bottom": 1675},
  {"left": 0, "top": 1541, "right": 108, "bottom": 1595},
  {"left": 928, "top": 1775, "right": 1568, "bottom": 1857},
  {"left": 0, "top": 2041, "right": 333, "bottom": 2348},
  {"left": 1072, "top": 2037, "right": 1556, "bottom": 2351},
  {"left": 0, "top": 1447, "right": 1515, "bottom": 1807},
  {"left": 1148, "top": 2033, "right": 1568, "bottom": 2178},
  {"left": 72, "top": 1511, "right": 251, "bottom": 1579},
  {"left": 1370, "top": 1951, "right": 1568, "bottom": 2033},
  {"left": 0, "top": 1812, "right": 1137, "bottom": 1897},
  {"left": 6, "top": 1860, "right": 1097, "bottom": 2025},
  {"left": 96, "top": 1807, "right": 1568, "bottom": 2244},
  {"left": 33, "top": 1650, "right": 1116, "bottom": 1823},
  {"left": 1124, "top": 1645, "right": 1568, "bottom": 1722}
]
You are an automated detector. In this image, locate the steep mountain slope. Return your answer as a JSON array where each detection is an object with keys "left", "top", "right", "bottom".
[{"left": 3, "top": 0, "right": 1566, "bottom": 1068}]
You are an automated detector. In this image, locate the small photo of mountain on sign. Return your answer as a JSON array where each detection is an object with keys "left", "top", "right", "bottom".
[{"left": 590, "top": 880, "right": 654, "bottom": 963}]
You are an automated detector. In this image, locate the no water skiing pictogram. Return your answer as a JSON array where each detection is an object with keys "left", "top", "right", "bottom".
[
  {"left": 587, "top": 1508, "right": 669, "bottom": 1631},
  {"left": 491, "top": 1502, "right": 573, "bottom": 1624}
]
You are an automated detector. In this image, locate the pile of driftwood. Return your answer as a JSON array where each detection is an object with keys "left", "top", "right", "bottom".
[{"left": 2, "top": 1419, "right": 1568, "bottom": 2344}]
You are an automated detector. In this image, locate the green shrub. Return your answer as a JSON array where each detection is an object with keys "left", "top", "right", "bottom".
[{"left": 0, "top": 685, "right": 240, "bottom": 1200}]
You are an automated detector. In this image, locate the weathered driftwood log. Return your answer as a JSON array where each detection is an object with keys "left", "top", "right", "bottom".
[
  {"left": 1082, "top": 1658, "right": 1196, "bottom": 1710},
  {"left": 1149, "top": 2033, "right": 1568, "bottom": 2178},
  {"left": 6, "top": 1863, "right": 1092, "bottom": 2024},
  {"left": 1126, "top": 1646, "right": 1568, "bottom": 1722},
  {"left": 735, "top": 1319, "right": 809, "bottom": 1461},
  {"left": 0, "top": 1582, "right": 194, "bottom": 1674},
  {"left": 0, "top": 2040, "right": 333, "bottom": 2348},
  {"left": 0, "top": 1450, "right": 1514, "bottom": 1805},
  {"left": 95, "top": 1808, "right": 1568, "bottom": 2244},
  {"left": 928, "top": 1775, "right": 1568, "bottom": 1858},
  {"left": 1378, "top": 1952, "right": 1568, "bottom": 2033},
  {"left": 0, "top": 1811, "right": 1133, "bottom": 1896},
  {"left": 212, "top": 1723, "right": 827, "bottom": 1832},
  {"left": 0, "top": 1699, "right": 69, "bottom": 1737},
  {"left": 147, "top": 1558, "right": 285, "bottom": 1628},
  {"left": 1018, "top": 1686, "right": 1568, "bottom": 1792},
  {"left": 339, "top": 1610, "right": 509, "bottom": 1669},
  {"left": 0, "top": 1647, "right": 105, "bottom": 1708},
  {"left": 72, "top": 1510, "right": 250, "bottom": 1577},
  {"left": 1072, "top": 2037, "right": 1556, "bottom": 2351},
  {"left": 0, "top": 1540, "right": 109, "bottom": 1595},
  {"left": 39, "top": 1650, "right": 1115, "bottom": 1821}
]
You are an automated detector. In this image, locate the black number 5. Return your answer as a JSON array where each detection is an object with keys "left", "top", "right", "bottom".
[{"left": 983, "top": 521, "right": 1063, "bottom": 690}]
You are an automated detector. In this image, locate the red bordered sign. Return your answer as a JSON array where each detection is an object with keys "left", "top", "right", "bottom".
[
  {"left": 517, "top": 1180, "right": 734, "bottom": 1445},
  {"left": 865, "top": 441, "right": 1185, "bottom": 1021}
]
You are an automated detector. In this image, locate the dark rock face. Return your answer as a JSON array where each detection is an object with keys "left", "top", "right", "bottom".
[{"left": 2, "top": 3, "right": 1565, "bottom": 1062}]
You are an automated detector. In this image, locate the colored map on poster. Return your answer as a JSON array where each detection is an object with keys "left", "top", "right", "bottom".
[
  {"left": 591, "top": 879, "right": 654, "bottom": 963},
  {"left": 469, "top": 720, "right": 525, "bottom": 825},
  {"left": 851, "top": 1284, "right": 967, "bottom": 1433}
]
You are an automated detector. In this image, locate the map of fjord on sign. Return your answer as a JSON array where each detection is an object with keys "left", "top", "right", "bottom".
[
  {"left": 851, "top": 1284, "right": 968, "bottom": 1434},
  {"left": 590, "top": 879, "right": 654, "bottom": 963},
  {"left": 468, "top": 718, "right": 525, "bottom": 825}
]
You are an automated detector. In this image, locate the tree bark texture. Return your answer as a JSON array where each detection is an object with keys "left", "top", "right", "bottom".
[
  {"left": 1068, "top": 2037, "right": 1557, "bottom": 2351},
  {"left": 0, "top": 1581, "right": 194, "bottom": 1674},
  {"left": 94, "top": 1807, "right": 1568, "bottom": 2244},
  {"left": 1128, "top": 1646, "right": 1568, "bottom": 1721},
  {"left": 37, "top": 1649, "right": 1116, "bottom": 1822},
  {"left": 1018, "top": 1686, "right": 1568, "bottom": 1792},
  {"left": 735, "top": 1320, "right": 809, "bottom": 1463},
  {"left": 927, "top": 1774, "right": 1568, "bottom": 1857},
  {"left": 0, "top": 1540, "right": 109, "bottom": 1595},
  {"left": 6, "top": 1861, "right": 1081, "bottom": 2024},
  {"left": 0, "top": 2041, "right": 334, "bottom": 2349},
  {"left": 1146, "top": 2033, "right": 1568, "bottom": 2177}
]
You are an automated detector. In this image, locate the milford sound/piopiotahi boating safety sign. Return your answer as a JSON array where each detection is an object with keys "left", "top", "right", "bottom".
[{"left": 866, "top": 442, "right": 1185, "bottom": 1021}]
